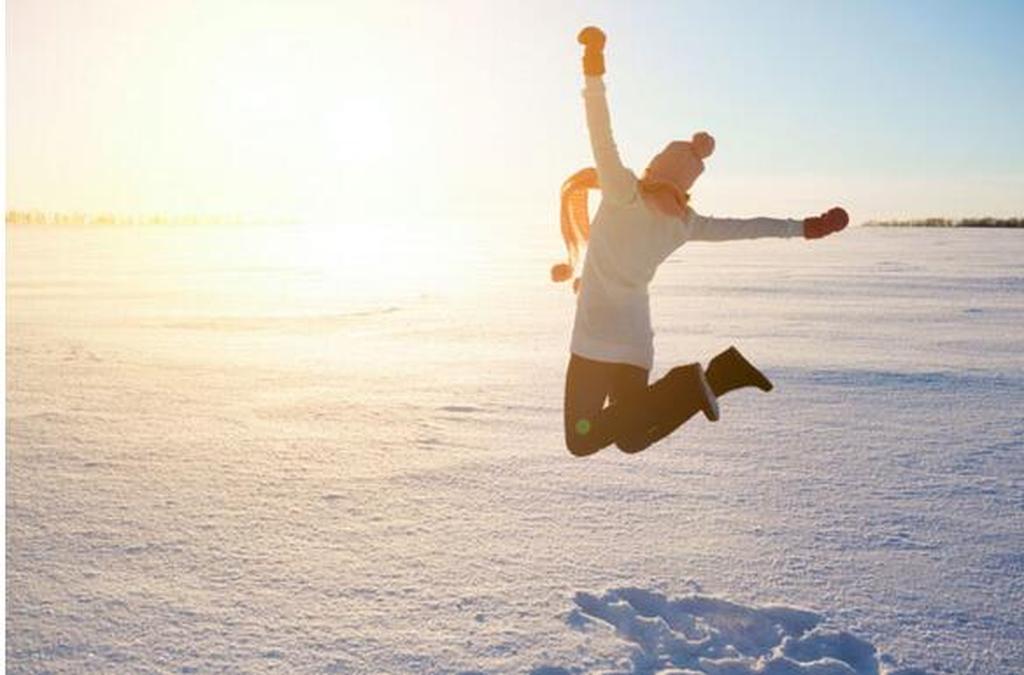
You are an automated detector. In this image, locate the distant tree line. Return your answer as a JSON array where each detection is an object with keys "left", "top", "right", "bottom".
[
  {"left": 864, "top": 217, "right": 1024, "bottom": 228},
  {"left": 6, "top": 210, "right": 263, "bottom": 226}
]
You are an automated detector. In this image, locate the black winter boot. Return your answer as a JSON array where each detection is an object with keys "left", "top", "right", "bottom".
[{"left": 706, "top": 346, "right": 773, "bottom": 396}]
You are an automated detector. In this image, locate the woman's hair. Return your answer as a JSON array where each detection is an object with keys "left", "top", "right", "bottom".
[
  {"left": 550, "top": 167, "right": 598, "bottom": 292},
  {"left": 551, "top": 167, "right": 690, "bottom": 292}
]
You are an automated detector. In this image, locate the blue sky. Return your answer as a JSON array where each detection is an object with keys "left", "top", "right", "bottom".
[
  {"left": 617, "top": 0, "right": 1024, "bottom": 175},
  {"left": 528, "top": 0, "right": 1024, "bottom": 222}
]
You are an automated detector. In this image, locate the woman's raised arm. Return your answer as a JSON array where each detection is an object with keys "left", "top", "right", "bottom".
[{"left": 578, "top": 27, "right": 637, "bottom": 206}]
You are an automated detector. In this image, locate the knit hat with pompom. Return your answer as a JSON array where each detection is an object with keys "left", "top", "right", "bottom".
[
  {"left": 645, "top": 132, "right": 714, "bottom": 193},
  {"left": 638, "top": 131, "right": 714, "bottom": 219}
]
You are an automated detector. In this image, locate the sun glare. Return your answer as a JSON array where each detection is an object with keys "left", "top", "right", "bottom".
[
  {"left": 237, "top": 221, "right": 481, "bottom": 302},
  {"left": 324, "top": 96, "right": 399, "bottom": 167}
]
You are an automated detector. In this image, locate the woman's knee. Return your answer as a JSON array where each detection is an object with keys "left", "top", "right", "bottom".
[
  {"left": 565, "top": 431, "right": 600, "bottom": 457},
  {"left": 564, "top": 413, "right": 603, "bottom": 456},
  {"left": 614, "top": 435, "right": 650, "bottom": 454}
]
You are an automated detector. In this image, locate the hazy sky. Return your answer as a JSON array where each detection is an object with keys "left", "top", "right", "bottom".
[{"left": 7, "top": 0, "right": 1024, "bottom": 225}]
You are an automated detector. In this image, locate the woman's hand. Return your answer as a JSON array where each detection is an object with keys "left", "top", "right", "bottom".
[
  {"left": 577, "top": 26, "right": 606, "bottom": 76},
  {"left": 804, "top": 207, "right": 849, "bottom": 239}
]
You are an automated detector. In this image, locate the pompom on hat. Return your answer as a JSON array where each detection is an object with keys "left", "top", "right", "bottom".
[{"left": 690, "top": 131, "right": 715, "bottom": 159}]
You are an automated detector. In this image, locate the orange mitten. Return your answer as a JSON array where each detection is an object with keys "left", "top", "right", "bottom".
[{"left": 577, "top": 26, "right": 606, "bottom": 76}]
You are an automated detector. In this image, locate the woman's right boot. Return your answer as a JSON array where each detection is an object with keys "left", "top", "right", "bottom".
[{"left": 705, "top": 346, "right": 774, "bottom": 397}]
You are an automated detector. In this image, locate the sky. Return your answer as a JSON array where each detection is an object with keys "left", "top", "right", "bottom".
[{"left": 6, "top": 0, "right": 1024, "bottom": 227}]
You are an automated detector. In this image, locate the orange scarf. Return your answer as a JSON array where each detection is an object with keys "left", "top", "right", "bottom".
[{"left": 550, "top": 169, "right": 689, "bottom": 291}]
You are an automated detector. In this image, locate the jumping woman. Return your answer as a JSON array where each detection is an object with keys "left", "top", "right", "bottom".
[{"left": 554, "top": 27, "right": 848, "bottom": 457}]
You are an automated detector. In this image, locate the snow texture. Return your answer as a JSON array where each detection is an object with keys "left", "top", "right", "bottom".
[{"left": 6, "top": 225, "right": 1024, "bottom": 673}]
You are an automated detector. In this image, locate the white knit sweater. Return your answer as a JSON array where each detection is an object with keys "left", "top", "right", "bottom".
[{"left": 570, "top": 76, "right": 804, "bottom": 370}]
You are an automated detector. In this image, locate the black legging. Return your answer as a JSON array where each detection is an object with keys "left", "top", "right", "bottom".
[{"left": 563, "top": 353, "right": 710, "bottom": 456}]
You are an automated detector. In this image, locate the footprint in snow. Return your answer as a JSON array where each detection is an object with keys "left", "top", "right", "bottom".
[{"left": 536, "top": 587, "right": 928, "bottom": 675}]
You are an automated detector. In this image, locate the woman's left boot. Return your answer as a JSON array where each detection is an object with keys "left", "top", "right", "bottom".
[{"left": 705, "top": 346, "right": 773, "bottom": 397}]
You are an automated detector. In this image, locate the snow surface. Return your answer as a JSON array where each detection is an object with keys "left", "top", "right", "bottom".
[{"left": 6, "top": 225, "right": 1023, "bottom": 673}]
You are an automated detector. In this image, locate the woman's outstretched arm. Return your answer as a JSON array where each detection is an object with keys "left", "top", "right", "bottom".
[
  {"left": 578, "top": 27, "right": 637, "bottom": 206},
  {"left": 685, "top": 207, "right": 849, "bottom": 242}
]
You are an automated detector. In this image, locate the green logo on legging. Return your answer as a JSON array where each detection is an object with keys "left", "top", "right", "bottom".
[{"left": 575, "top": 418, "right": 592, "bottom": 435}]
